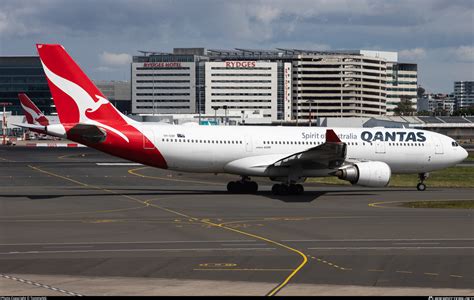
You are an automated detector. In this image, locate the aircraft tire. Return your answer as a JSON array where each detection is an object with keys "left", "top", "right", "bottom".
[
  {"left": 296, "top": 184, "right": 304, "bottom": 194},
  {"left": 271, "top": 184, "right": 280, "bottom": 195},
  {"left": 227, "top": 181, "right": 237, "bottom": 193},
  {"left": 417, "top": 183, "right": 426, "bottom": 191},
  {"left": 288, "top": 184, "right": 298, "bottom": 195},
  {"left": 277, "top": 184, "right": 289, "bottom": 195},
  {"left": 248, "top": 181, "right": 258, "bottom": 193}
]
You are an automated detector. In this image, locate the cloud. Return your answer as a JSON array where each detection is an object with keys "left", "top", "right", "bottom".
[
  {"left": 251, "top": 5, "right": 281, "bottom": 23},
  {"left": 99, "top": 51, "right": 132, "bottom": 67},
  {"left": 1, "top": 0, "right": 472, "bottom": 91},
  {"left": 95, "top": 66, "right": 115, "bottom": 72},
  {"left": 452, "top": 45, "right": 474, "bottom": 62},
  {"left": 0, "top": 12, "right": 7, "bottom": 33},
  {"left": 399, "top": 48, "right": 427, "bottom": 60}
]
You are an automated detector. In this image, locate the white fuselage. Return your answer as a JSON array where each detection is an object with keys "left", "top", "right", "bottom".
[{"left": 143, "top": 125, "right": 467, "bottom": 177}]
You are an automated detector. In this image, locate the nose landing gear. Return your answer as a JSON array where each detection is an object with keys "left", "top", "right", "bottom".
[{"left": 417, "top": 173, "right": 429, "bottom": 191}]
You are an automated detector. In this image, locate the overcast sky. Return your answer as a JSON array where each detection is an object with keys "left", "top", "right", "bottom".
[{"left": 1, "top": 0, "right": 473, "bottom": 92}]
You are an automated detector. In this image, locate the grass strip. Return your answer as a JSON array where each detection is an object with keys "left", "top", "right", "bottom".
[
  {"left": 401, "top": 200, "right": 474, "bottom": 209},
  {"left": 308, "top": 166, "right": 474, "bottom": 188}
]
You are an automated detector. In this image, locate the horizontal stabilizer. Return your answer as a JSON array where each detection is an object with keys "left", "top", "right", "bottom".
[
  {"left": 67, "top": 123, "right": 107, "bottom": 144},
  {"left": 12, "top": 123, "right": 46, "bottom": 131}
]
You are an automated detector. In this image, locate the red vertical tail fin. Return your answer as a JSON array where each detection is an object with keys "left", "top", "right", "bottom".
[
  {"left": 36, "top": 44, "right": 127, "bottom": 127},
  {"left": 18, "top": 93, "right": 50, "bottom": 126}
]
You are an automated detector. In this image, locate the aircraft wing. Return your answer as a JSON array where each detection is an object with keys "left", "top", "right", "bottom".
[
  {"left": 224, "top": 129, "right": 347, "bottom": 175},
  {"left": 270, "top": 129, "right": 346, "bottom": 170}
]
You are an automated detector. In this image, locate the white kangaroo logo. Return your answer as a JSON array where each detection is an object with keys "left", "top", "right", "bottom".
[
  {"left": 41, "top": 60, "right": 130, "bottom": 143},
  {"left": 20, "top": 102, "right": 45, "bottom": 125}
]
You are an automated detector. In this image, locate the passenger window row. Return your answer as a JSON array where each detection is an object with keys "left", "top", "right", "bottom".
[
  {"left": 264, "top": 141, "right": 322, "bottom": 145},
  {"left": 162, "top": 138, "right": 243, "bottom": 144},
  {"left": 388, "top": 142, "right": 425, "bottom": 146}
]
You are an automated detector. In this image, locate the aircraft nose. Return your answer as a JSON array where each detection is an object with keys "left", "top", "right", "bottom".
[{"left": 460, "top": 147, "right": 468, "bottom": 161}]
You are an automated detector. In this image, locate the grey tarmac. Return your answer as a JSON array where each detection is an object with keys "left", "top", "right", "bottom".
[{"left": 0, "top": 147, "right": 473, "bottom": 296}]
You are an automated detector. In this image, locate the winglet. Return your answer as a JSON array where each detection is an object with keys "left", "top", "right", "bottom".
[{"left": 326, "top": 129, "right": 341, "bottom": 143}]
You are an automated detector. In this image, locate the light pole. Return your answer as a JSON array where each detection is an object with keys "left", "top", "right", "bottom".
[
  {"left": 212, "top": 106, "right": 218, "bottom": 124},
  {"left": 0, "top": 102, "right": 12, "bottom": 145},
  {"left": 223, "top": 105, "right": 228, "bottom": 125}
]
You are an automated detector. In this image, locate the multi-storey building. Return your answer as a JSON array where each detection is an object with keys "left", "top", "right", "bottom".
[
  {"left": 357, "top": 51, "right": 418, "bottom": 116},
  {"left": 386, "top": 63, "right": 418, "bottom": 115},
  {"left": 131, "top": 48, "right": 417, "bottom": 121},
  {"left": 418, "top": 93, "right": 455, "bottom": 115},
  {"left": 454, "top": 81, "right": 474, "bottom": 110},
  {"left": 292, "top": 52, "right": 388, "bottom": 120},
  {"left": 131, "top": 49, "right": 208, "bottom": 114},
  {"left": 93, "top": 80, "right": 131, "bottom": 114},
  {"left": 0, "top": 56, "right": 53, "bottom": 115},
  {"left": 204, "top": 61, "right": 278, "bottom": 121}
]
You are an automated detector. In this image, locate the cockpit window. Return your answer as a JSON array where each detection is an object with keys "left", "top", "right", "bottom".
[{"left": 451, "top": 141, "right": 459, "bottom": 147}]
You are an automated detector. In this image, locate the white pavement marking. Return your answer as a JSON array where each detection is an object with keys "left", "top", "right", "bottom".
[
  {"left": 0, "top": 274, "right": 83, "bottom": 296},
  {"left": 221, "top": 243, "right": 268, "bottom": 246},
  {"left": 307, "top": 246, "right": 474, "bottom": 250},
  {"left": 392, "top": 242, "right": 440, "bottom": 245},
  {"left": 0, "top": 239, "right": 256, "bottom": 246},
  {"left": 2, "top": 247, "right": 276, "bottom": 255},
  {"left": 283, "top": 238, "right": 474, "bottom": 242},
  {"left": 96, "top": 162, "right": 143, "bottom": 166}
]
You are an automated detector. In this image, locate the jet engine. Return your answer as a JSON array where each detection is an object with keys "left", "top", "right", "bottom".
[{"left": 334, "top": 161, "right": 391, "bottom": 187}]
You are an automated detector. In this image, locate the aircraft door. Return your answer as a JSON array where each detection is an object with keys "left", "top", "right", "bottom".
[
  {"left": 433, "top": 136, "right": 444, "bottom": 154},
  {"left": 375, "top": 141, "right": 385, "bottom": 154},
  {"left": 143, "top": 127, "right": 155, "bottom": 149},
  {"left": 245, "top": 134, "right": 253, "bottom": 152}
]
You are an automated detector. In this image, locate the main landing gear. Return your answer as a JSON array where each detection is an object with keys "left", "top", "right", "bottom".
[
  {"left": 227, "top": 176, "right": 258, "bottom": 194},
  {"left": 417, "top": 173, "right": 429, "bottom": 191},
  {"left": 271, "top": 183, "right": 304, "bottom": 195}
]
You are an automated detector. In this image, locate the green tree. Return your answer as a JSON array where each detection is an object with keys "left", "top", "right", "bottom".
[
  {"left": 394, "top": 96, "right": 416, "bottom": 116},
  {"left": 453, "top": 105, "right": 474, "bottom": 116},
  {"left": 417, "top": 86, "right": 425, "bottom": 98}
]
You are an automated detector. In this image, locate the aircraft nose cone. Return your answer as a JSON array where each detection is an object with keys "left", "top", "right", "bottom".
[{"left": 460, "top": 147, "right": 468, "bottom": 161}]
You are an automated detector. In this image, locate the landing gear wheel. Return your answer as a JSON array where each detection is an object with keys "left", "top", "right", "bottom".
[
  {"left": 248, "top": 181, "right": 258, "bottom": 193},
  {"left": 277, "top": 184, "right": 289, "bottom": 195},
  {"left": 295, "top": 184, "right": 304, "bottom": 194},
  {"left": 228, "top": 179, "right": 258, "bottom": 194},
  {"left": 272, "top": 184, "right": 280, "bottom": 195},
  {"left": 417, "top": 173, "right": 428, "bottom": 191},
  {"left": 227, "top": 181, "right": 237, "bottom": 193},
  {"left": 272, "top": 183, "right": 304, "bottom": 195},
  {"left": 288, "top": 184, "right": 298, "bottom": 195},
  {"left": 417, "top": 183, "right": 426, "bottom": 191}
]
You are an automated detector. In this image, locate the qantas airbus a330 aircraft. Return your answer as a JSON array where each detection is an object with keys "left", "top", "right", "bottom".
[{"left": 17, "top": 44, "right": 468, "bottom": 194}]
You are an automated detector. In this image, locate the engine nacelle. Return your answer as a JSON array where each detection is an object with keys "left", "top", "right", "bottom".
[{"left": 335, "top": 161, "right": 391, "bottom": 187}]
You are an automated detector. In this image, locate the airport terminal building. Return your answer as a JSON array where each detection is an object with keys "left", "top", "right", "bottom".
[
  {"left": 131, "top": 48, "right": 417, "bottom": 122},
  {"left": 0, "top": 56, "right": 53, "bottom": 115},
  {"left": 0, "top": 56, "right": 132, "bottom": 116}
]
